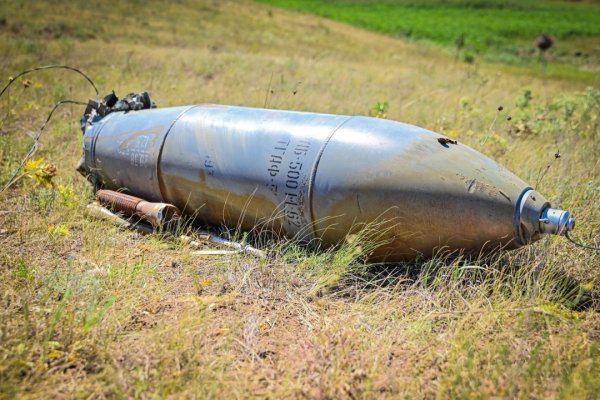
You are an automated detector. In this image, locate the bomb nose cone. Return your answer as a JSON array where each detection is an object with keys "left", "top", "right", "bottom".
[
  {"left": 515, "top": 188, "right": 575, "bottom": 243},
  {"left": 567, "top": 217, "right": 576, "bottom": 231},
  {"left": 540, "top": 208, "right": 575, "bottom": 235}
]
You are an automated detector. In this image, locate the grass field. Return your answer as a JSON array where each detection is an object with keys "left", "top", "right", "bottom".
[
  {"left": 257, "top": 0, "right": 600, "bottom": 79},
  {"left": 1, "top": 0, "right": 599, "bottom": 398}
]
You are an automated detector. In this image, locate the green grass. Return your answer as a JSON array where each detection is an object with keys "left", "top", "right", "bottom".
[
  {"left": 1, "top": 0, "right": 599, "bottom": 398},
  {"left": 257, "top": 0, "right": 600, "bottom": 71}
]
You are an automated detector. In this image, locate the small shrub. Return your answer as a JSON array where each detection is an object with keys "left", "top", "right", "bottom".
[
  {"left": 369, "top": 101, "right": 389, "bottom": 118},
  {"left": 463, "top": 53, "right": 475, "bottom": 64}
]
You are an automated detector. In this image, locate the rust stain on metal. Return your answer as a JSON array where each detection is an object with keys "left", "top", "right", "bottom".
[{"left": 96, "top": 189, "right": 142, "bottom": 215}]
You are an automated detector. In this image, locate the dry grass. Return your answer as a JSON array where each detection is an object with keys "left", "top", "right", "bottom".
[{"left": 1, "top": 0, "right": 599, "bottom": 398}]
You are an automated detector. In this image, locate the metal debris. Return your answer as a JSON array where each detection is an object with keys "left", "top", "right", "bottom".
[{"left": 85, "top": 202, "right": 265, "bottom": 258}]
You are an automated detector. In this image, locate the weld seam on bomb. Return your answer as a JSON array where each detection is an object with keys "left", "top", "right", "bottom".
[
  {"left": 156, "top": 105, "right": 200, "bottom": 203},
  {"left": 307, "top": 116, "right": 354, "bottom": 239},
  {"left": 513, "top": 186, "right": 534, "bottom": 246},
  {"left": 87, "top": 115, "right": 109, "bottom": 174}
]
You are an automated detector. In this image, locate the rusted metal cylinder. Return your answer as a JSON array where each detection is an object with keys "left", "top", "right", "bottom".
[
  {"left": 80, "top": 105, "right": 573, "bottom": 260},
  {"left": 96, "top": 189, "right": 140, "bottom": 215},
  {"left": 96, "top": 189, "right": 180, "bottom": 228}
]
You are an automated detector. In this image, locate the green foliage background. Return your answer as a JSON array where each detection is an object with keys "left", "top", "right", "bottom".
[{"left": 257, "top": 0, "right": 600, "bottom": 66}]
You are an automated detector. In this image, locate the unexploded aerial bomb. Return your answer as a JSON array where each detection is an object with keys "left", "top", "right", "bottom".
[{"left": 77, "top": 92, "right": 575, "bottom": 261}]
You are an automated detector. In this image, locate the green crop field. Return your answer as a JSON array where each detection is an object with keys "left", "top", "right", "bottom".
[
  {"left": 1, "top": 0, "right": 599, "bottom": 398},
  {"left": 258, "top": 0, "right": 600, "bottom": 76}
]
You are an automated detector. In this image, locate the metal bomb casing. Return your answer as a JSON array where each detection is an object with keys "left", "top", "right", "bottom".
[{"left": 80, "top": 104, "right": 572, "bottom": 260}]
